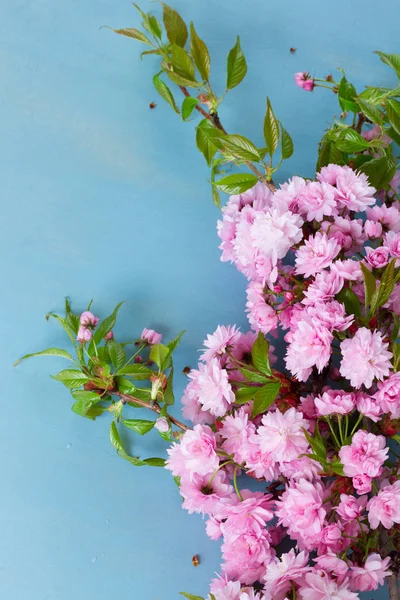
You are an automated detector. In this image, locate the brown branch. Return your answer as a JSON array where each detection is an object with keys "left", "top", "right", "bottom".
[
  {"left": 387, "top": 573, "right": 400, "bottom": 600},
  {"left": 179, "top": 86, "right": 276, "bottom": 192},
  {"left": 115, "top": 391, "right": 190, "bottom": 432}
]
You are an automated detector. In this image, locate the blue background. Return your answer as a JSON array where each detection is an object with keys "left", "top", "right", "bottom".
[{"left": 2, "top": 1, "right": 398, "bottom": 598}]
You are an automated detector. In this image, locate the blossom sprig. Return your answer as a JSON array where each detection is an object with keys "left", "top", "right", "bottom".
[
  {"left": 297, "top": 54, "right": 400, "bottom": 198},
  {"left": 109, "top": 3, "right": 295, "bottom": 205},
  {"left": 14, "top": 299, "right": 190, "bottom": 466}
]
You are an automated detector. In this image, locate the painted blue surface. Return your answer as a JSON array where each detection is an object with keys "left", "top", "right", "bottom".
[{"left": 1, "top": 1, "right": 398, "bottom": 598}]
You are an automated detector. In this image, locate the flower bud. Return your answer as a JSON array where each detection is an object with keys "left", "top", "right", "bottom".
[
  {"left": 154, "top": 417, "right": 170, "bottom": 433},
  {"left": 77, "top": 325, "right": 92, "bottom": 343},
  {"left": 104, "top": 331, "right": 114, "bottom": 341},
  {"left": 141, "top": 328, "right": 163, "bottom": 345},
  {"left": 79, "top": 311, "right": 99, "bottom": 328}
]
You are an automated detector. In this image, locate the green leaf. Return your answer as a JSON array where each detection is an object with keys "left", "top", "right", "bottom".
[
  {"left": 122, "top": 418, "right": 154, "bottom": 435},
  {"left": 303, "top": 422, "right": 327, "bottom": 461},
  {"left": 166, "top": 70, "right": 200, "bottom": 88},
  {"left": 222, "top": 134, "right": 261, "bottom": 162},
  {"left": 110, "top": 421, "right": 147, "bottom": 465},
  {"left": 112, "top": 28, "right": 152, "bottom": 45},
  {"left": 212, "top": 186, "right": 221, "bottom": 208},
  {"left": 251, "top": 381, "right": 280, "bottom": 418},
  {"left": 195, "top": 119, "right": 224, "bottom": 165},
  {"left": 281, "top": 126, "right": 294, "bottom": 160},
  {"left": 359, "top": 87, "right": 392, "bottom": 105},
  {"left": 374, "top": 51, "right": 400, "bottom": 79},
  {"left": 117, "top": 364, "right": 154, "bottom": 379},
  {"left": 360, "top": 153, "right": 397, "bottom": 190},
  {"left": 251, "top": 332, "right": 272, "bottom": 376},
  {"left": 71, "top": 390, "right": 103, "bottom": 407},
  {"left": 144, "top": 15, "right": 162, "bottom": 40},
  {"left": 190, "top": 23, "right": 210, "bottom": 81},
  {"left": 167, "top": 330, "right": 185, "bottom": 354},
  {"left": 162, "top": 3, "right": 188, "bottom": 47},
  {"left": 53, "top": 369, "right": 89, "bottom": 389},
  {"left": 375, "top": 259, "right": 396, "bottom": 309},
  {"left": 45, "top": 313, "right": 76, "bottom": 345},
  {"left": 109, "top": 341, "right": 126, "bottom": 371},
  {"left": 316, "top": 133, "right": 346, "bottom": 171},
  {"left": 264, "top": 97, "right": 279, "bottom": 158},
  {"left": 239, "top": 367, "right": 269, "bottom": 384},
  {"left": 163, "top": 367, "right": 175, "bottom": 405},
  {"left": 143, "top": 457, "right": 166, "bottom": 467},
  {"left": 115, "top": 376, "right": 136, "bottom": 396},
  {"left": 392, "top": 314, "right": 400, "bottom": 341},
  {"left": 14, "top": 347, "right": 74, "bottom": 367},
  {"left": 72, "top": 401, "right": 105, "bottom": 420},
  {"left": 336, "top": 129, "right": 370, "bottom": 153},
  {"left": 387, "top": 126, "right": 400, "bottom": 146},
  {"left": 181, "top": 96, "right": 198, "bottom": 120},
  {"left": 180, "top": 593, "right": 205, "bottom": 600},
  {"left": 356, "top": 98, "right": 384, "bottom": 124},
  {"left": 336, "top": 287, "right": 362, "bottom": 318},
  {"left": 226, "top": 36, "right": 247, "bottom": 90},
  {"left": 93, "top": 302, "right": 123, "bottom": 345},
  {"left": 338, "top": 76, "right": 358, "bottom": 113},
  {"left": 171, "top": 44, "right": 196, "bottom": 82},
  {"left": 153, "top": 74, "right": 180, "bottom": 113},
  {"left": 330, "top": 460, "right": 344, "bottom": 476},
  {"left": 234, "top": 385, "right": 258, "bottom": 403},
  {"left": 149, "top": 343, "right": 171, "bottom": 370},
  {"left": 386, "top": 99, "right": 400, "bottom": 135},
  {"left": 214, "top": 173, "right": 258, "bottom": 195},
  {"left": 360, "top": 263, "right": 376, "bottom": 313}
]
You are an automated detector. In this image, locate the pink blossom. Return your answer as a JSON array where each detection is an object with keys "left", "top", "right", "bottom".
[
  {"left": 306, "top": 301, "right": 353, "bottom": 332},
  {"left": 297, "top": 182, "right": 337, "bottom": 222},
  {"left": 385, "top": 230, "right": 400, "bottom": 258},
  {"left": 242, "top": 434, "right": 279, "bottom": 481},
  {"left": 154, "top": 417, "right": 169, "bottom": 433},
  {"left": 365, "top": 246, "right": 390, "bottom": 268},
  {"left": 339, "top": 328, "right": 392, "bottom": 389},
  {"left": 317, "top": 524, "right": 343, "bottom": 555},
  {"left": 141, "top": 328, "right": 162, "bottom": 345},
  {"left": 274, "top": 176, "right": 307, "bottom": 210},
  {"left": 209, "top": 577, "right": 242, "bottom": 600},
  {"left": 330, "top": 259, "right": 363, "bottom": 282},
  {"left": 298, "top": 571, "right": 359, "bottom": 600},
  {"left": 206, "top": 516, "right": 223, "bottom": 540},
  {"left": 353, "top": 473, "right": 373, "bottom": 494},
  {"left": 180, "top": 471, "right": 233, "bottom": 515},
  {"left": 280, "top": 456, "right": 322, "bottom": 482},
  {"left": 338, "top": 430, "right": 388, "bottom": 479},
  {"left": 314, "top": 390, "right": 355, "bottom": 416},
  {"left": 220, "top": 409, "right": 255, "bottom": 463},
  {"left": 258, "top": 408, "right": 310, "bottom": 463},
  {"left": 356, "top": 393, "right": 382, "bottom": 422},
  {"left": 362, "top": 124, "right": 391, "bottom": 145},
  {"left": 276, "top": 479, "right": 327, "bottom": 550},
  {"left": 366, "top": 204, "right": 400, "bottom": 231},
  {"left": 334, "top": 168, "right": 376, "bottom": 212},
  {"left": 364, "top": 220, "right": 383, "bottom": 239},
  {"left": 186, "top": 358, "right": 235, "bottom": 417},
  {"left": 295, "top": 72, "right": 315, "bottom": 91},
  {"left": 335, "top": 494, "right": 367, "bottom": 521},
  {"left": 321, "top": 217, "right": 364, "bottom": 253},
  {"left": 246, "top": 282, "right": 278, "bottom": 334},
  {"left": 318, "top": 164, "right": 349, "bottom": 186},
  {"left": 221, "top": 491, "right": 274, "bottom": 536},
  {"left": 302, "top": 271, "right": 343, "bottom": 306},
  {"left": 221, "top": 529, "right": 273, "bottom": 585},
  {"left": 314, "top": 554, "right": 349, "bottom": 579},
  {"left": 367, "top": 480, "right": 400, "bottom": 529},
  {"left": 251, "top": 206, "right": 304, "bottom": 262},
  {"left": 263, "top": 550, "right": 310, "bottom": 600},
  {"left": 201, "top": 325, "right": 241, "bottom": 362},
  {"left": 166, "top": 424, "right": 219, "bottom": 480},
  {"left": 77, "top": 325, "right": 92, "bottom": 343},
  {"left": 350, "top": 554, "right": 391, "bottom": 592},
  {"left": 181, "top": 376, "right": 215, "bottom": 425},
  {"left": 295, "top": 232, "right": 341, "bottom": 278},
  {"left": 375, "top": 372, "right": 400, "bottom": 418},
  {"left": 79, "top": 311, "right": 99, "bottom": 328},
  {"left": 285, "top": 318, "right": 333, "bottom": 381}
]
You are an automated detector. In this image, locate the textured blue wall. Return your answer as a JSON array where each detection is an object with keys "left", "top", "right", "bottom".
[{"left": 2, "top": 1, "right": 399, "bottom": 598}]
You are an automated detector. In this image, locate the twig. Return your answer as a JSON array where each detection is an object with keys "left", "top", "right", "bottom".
[
  {"left": 115, "top": 391, "right": 190, "bottom": 431},
  {"left": 178, "top": 85, "right": 276, "bottom": 192}
]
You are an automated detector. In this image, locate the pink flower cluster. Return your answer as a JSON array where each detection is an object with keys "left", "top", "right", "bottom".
[{"left": 170, "top": 164, "right": 400, "bottom": 599}]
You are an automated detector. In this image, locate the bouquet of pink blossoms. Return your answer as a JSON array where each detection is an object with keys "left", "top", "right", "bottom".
[{"left": 165, "top": 164, "right": 400, "bottom": 600}]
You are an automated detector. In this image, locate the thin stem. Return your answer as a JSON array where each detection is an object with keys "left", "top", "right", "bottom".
[
  {"left": 326, "top": 417, "right": 341, "bottom": 448},
  {"left": 114, "top": 391, "right": 190, "bottom": 431},
  {"left": 120, "top": 343, "right": 145, "bottom": 370},
  {"left": 207, "top": 460, "right": 233, "bottom": 488},
  {"left": 350, "top": 413, "right": 363, "bottom": 436},
  {"left": 337, "top": 415, "right": 344, "bottom": 444},
  {"left": 233, "top": 466, "right": 243, "bottom": 501},
  {"left": 178, "top": 85, "right": 276, "bottom": 192}
]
